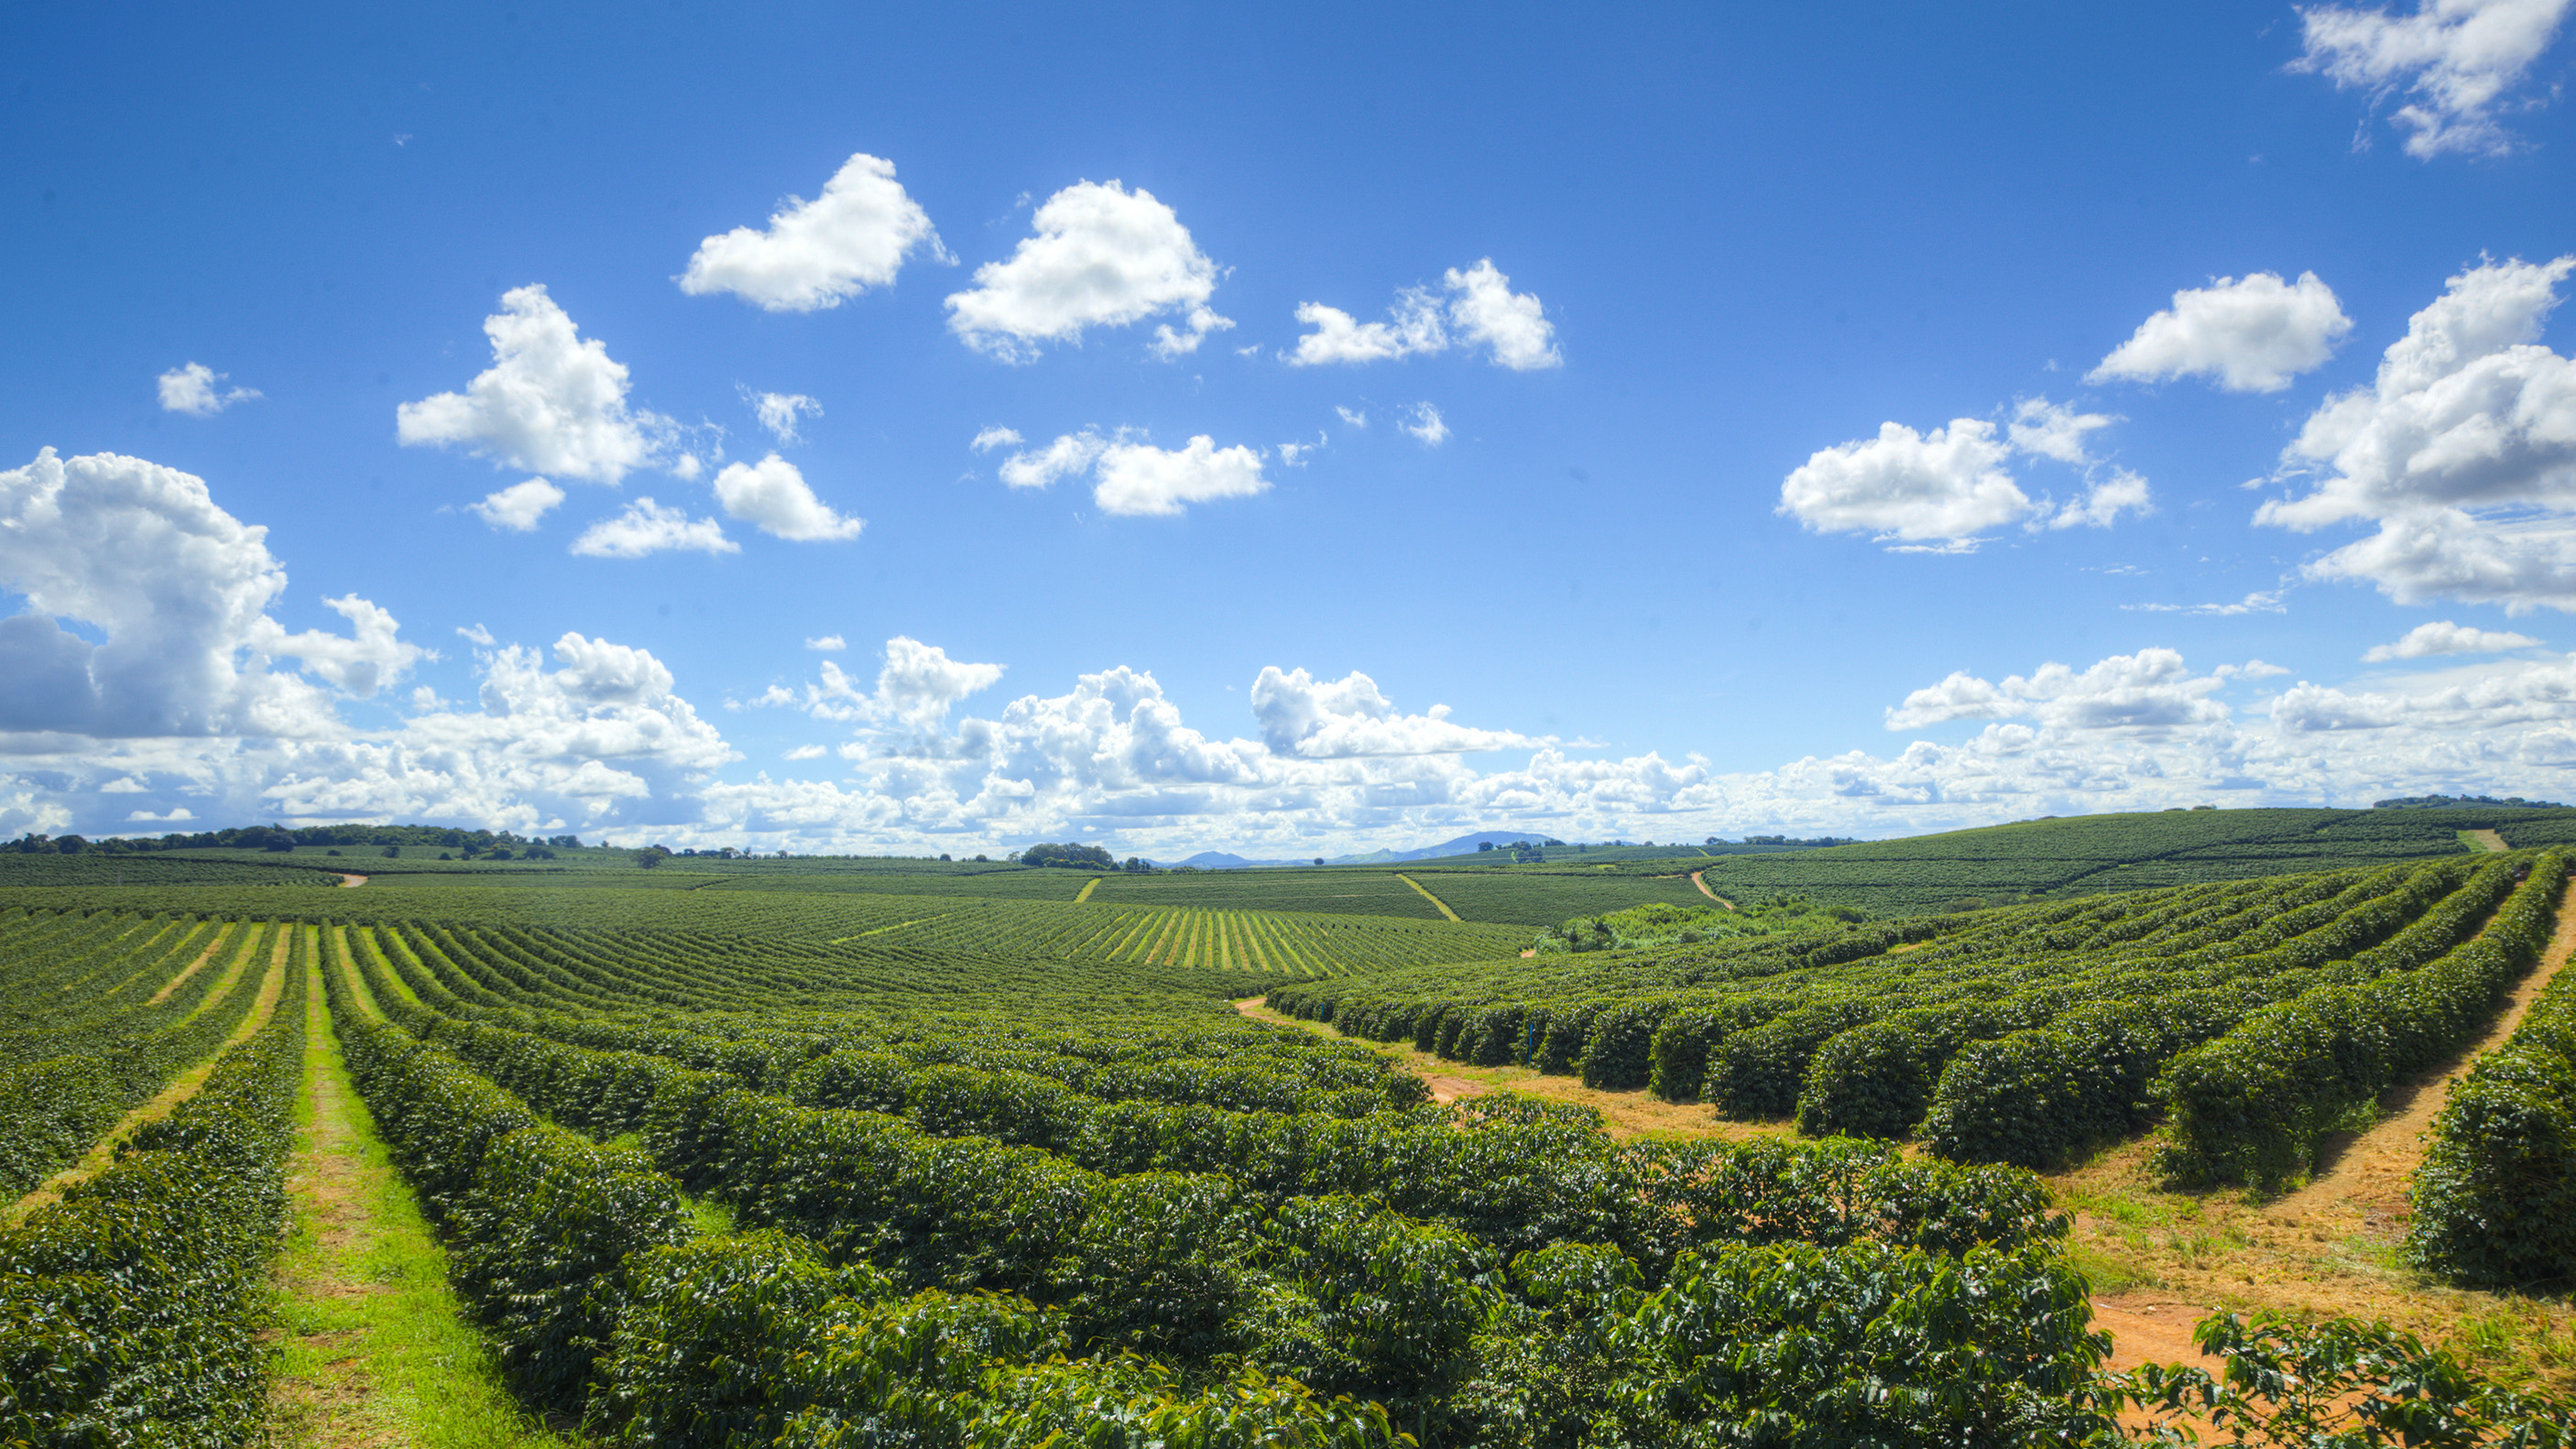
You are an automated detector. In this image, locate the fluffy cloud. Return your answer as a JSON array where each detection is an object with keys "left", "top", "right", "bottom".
[
  {"left": 471, "top": 478, "right": 566, "bottom": 532},
  {"left": 0, "top": 449, "right": 417, "bottom": 737},
  {"left": 710, "top": 454, "right": 863, "bottom": 541},
  {"left": 250, "top": 595, "right": 429, "bottom": 701},
  {"left": 748, "top": 390, "right": 822, "bottom": 443},
  {"left": 2005, "top": 398, "right": 2116, "bottom": 464},
  {"left": 157, "top": 362, "right": 259, "bottom": 416},
  {"left": 2089, "top": 272, "right": 2353, "bottom": 392},
  {"left": 1883, "top": 648, "right": 2233, "bottom": 731},
  {"left": 2048, "top": 469, "right": 2154, "bottom": 529},
  {"left": 1400, "top": 403, "right": 1450, "bottom": 445},
  {"left": 2293, "top": 0, "right": 2574, "bottom": 158},
  {"left": 1778, "top": 419, "right": 2026, "bottom": 546},
  {"left": 1250, "top": 668, "right": 1533, "bottom": 757},
  {"left": 1781, "top": 398, "right": 2146, "bottom": 550},
  {"left": 1289, "top": 258, "right": 1560, "bottom": 369},
  {"left": 1093, "top": 438, "right": 1269, "bottom": 517},
  {"left": 570, "top": 498, "right": 737, "bottom": 559},
  {"left": 1290, "top": 290, "right": 1447, "bottom": 365},
  {"left": 944, "top": 180, "right": 1230, "bottom": 362},
  {"left": 2258, "top": 256, "right": 2576, "bottom": 612},
  {"left": 805, "top": 634, "right": 846, "bottom": 652},
  {"left": 679, "top": 153, "right": 946, "bottom": 310},
  {"left": 988, "top": 430, "right": 1270, "bottom": 516},
  {"left": 970, "top": 426, "right": 1023, "bottom": 453},
  {"left": 764, "top": 636, "right": 1006, "bottom": 731},
  {"left": 2363, "top": 618, "right": 2546, "bottom": 659},
  {"left": 397, "top": 286, "right": 671, "bottom": 483}
]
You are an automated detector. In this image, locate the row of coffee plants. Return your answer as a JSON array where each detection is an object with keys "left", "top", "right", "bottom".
[
  {"left": 1686, "top": 805, "right": 2538, "bottom": 916},
  {"left": 0, "top": 929, "right": 309, "bottom": 1445},
  {"left": 2148, "top": 852, "right": 2566, "bottom": 1185},
  {"left": 2407, "top": 857, "right": 2576, "bottom": 1289},
  {"left": 0, "top": 917, "right": 275, "bottom": 1195},
  {"left": 314, "top": 917, "right": 2138, "bottom": 1444},
  {"left": 313, "top": 932, "right": 1439, "bottom": 1444},
  {"left": 1274, "top": 858, "right": 2552, "bottom": 1171}
]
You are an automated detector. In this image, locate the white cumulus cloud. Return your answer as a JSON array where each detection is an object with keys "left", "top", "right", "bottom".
[
  {"left": 805, "top": 634, "right": 846, "bottom": 652},
  {"left": 1401, "top": 402, "right": 1450, "bottom": 445},
  {"left": 710, "top": 454, "right": 863, "bottom": 541},
  {"left": 1250, "top": 668, "right": 1533, "bottom": 757},
  {"left": 470, "top": 478, "right": 566, "bottom": 532},
  {"left": 157, "top": 362, "right": 260, "bottom": 416},
  {"left": 679, "top": 152, "right": 946, "bottom": 310},
  {"left": 970, "top": 426, "right": 1023, "bottom": 453},
  {"left": 2090, "top": 272, "right": 2353, "bottom": 392},
  {"left": 747, "top": 390, "right": 822, "bottom": 443},
  {"left": 0, "top": 448, "right": 424, "bottom": 736},
  {"left": 2363, "top": 619, "right": 2547, "bottom": 659},
  {"left": 570, "top": 498, "right": 738, "bottom": 559},
  {"left": 2258, "top": 256, "right": 2576, "bottom": 612},
  {"left": 397, "top": 285, "right": 671, "bottom": 483},
  {"left": 989, "top": 430, "right": 1269, "bottom": 516},
  {"left": 1289, "top": 258, "right": 1560, "bottom": 369},
  {"left": 2293, "top": 0, "right": 2575, "bottom": 158},
  {"left": 2048, "top": 469, "right": 2155, "bottom": 529},
  {"left": 1784, "top": 397, "right": 2146, "bottom": 550},
  {"left": 1779, "top": 419, "right": 2029, "bottom": 547},
  {"left": 1884, "top": 648, "right": 2235, "bottom": 732},
  {"left": 944, "top": 180, "right": 1229, "bottom": 363}
]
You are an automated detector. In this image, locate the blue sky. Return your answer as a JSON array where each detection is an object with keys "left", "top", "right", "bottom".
[{"left": 5, "top": 1, "right": 2576, "bottom": 855}]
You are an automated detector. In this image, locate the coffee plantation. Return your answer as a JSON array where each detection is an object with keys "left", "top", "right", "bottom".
[{"left": 2, "top": 819, "right": 2571, "bottom": 1443}]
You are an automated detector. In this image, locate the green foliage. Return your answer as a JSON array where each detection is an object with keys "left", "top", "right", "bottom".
[
  {"left": 2152, "top": 854, "right": 2565, "bottom": 1187},
  {"left": 0, "top": 941, "right": 308, "bottom": 1446},
  {"left": 2410, "top": 856, "right": 2576, "bottom": 1288},
  {"left": 2118, "top": 1312, "right": 2573, "bottom": 1446},
  {"left": 1531, "top": 895, "right": 1850, "bottom": 955}
]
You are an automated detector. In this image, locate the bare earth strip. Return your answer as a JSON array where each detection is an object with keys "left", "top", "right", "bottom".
[
  {"left": 2467, "top": 829, "right": 2508, "bottom": 853},
  {"left": 335, "top": 873, "right": 368, "bottom": 888},
  {"left": 1688, "top": 870, "right": 1735, "bottom": 910},
  {"left": 2074, "top": 879, "right": 2576, "bottom": 1389},
  {"left": 5, "top": 926, "right": 288, "bottom": 1224},
  {"left": 266, "top": 952, "right": 568, "bottom": 1449},
  {"left": 1234, "top": 996, "right": 1778, "bottom": 1141}
]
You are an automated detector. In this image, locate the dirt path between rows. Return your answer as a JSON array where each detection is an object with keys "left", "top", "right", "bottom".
[
  {"left": 5, "top": 930, "right": 289, "bottom": 1224},
  {"left": 2069, "top": 879, "right": 2576, "bottom": 1389},
  {"left": 2273, "top": 877, "right": 2576, "bottom": 1233},
  {"left": 1233, "top": 996, "right": 1779, "bottom": 1140},
  {"left": 1688, "top": 870, "right": 1735, "bottom": 909},
  {"left": 267, "top": 965, "right": 565, "bottom": 1448},
  {"left": 335, "top": 873, "right": 367, "bottom": 888}
]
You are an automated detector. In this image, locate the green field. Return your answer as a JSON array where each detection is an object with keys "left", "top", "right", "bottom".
[{"left": 5, "top": 811, "right": 2572, "bottom": 1443}]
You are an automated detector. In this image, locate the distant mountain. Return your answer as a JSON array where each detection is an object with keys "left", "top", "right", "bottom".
[
  {"left": 1326, "top": 829, "right": 1556, "bottom": 866},
  {"left": 1169, "top": 850, "right": 1304, "bottom": 869}
]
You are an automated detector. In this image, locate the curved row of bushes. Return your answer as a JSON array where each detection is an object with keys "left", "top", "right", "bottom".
[
  {"left": 2151, "top": 852, "right": 2567, "bottom": 1186},
  {"left": 2409, "top": 860, "right": 2576, "bottom": 1289},
  {"left": 0, "top": 929, "right": 308, "bottom": 1445}
]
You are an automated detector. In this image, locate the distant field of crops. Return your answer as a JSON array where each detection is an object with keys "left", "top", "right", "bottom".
[
  {"left": 1394, "top": 869, "right": 1716, "bottom": 927},
  {"left": 1082, "top": 867, "right": 1449, "bottom": 920},
  {"left": 1688, "top": 806, "right": 2564, "bottom": 916},
  {"left": 0, "top": 854, "right": 346, "bottom": 888},
  {"left": 1272, "top": 852, "right": 2567, "bottom": 1193}
]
